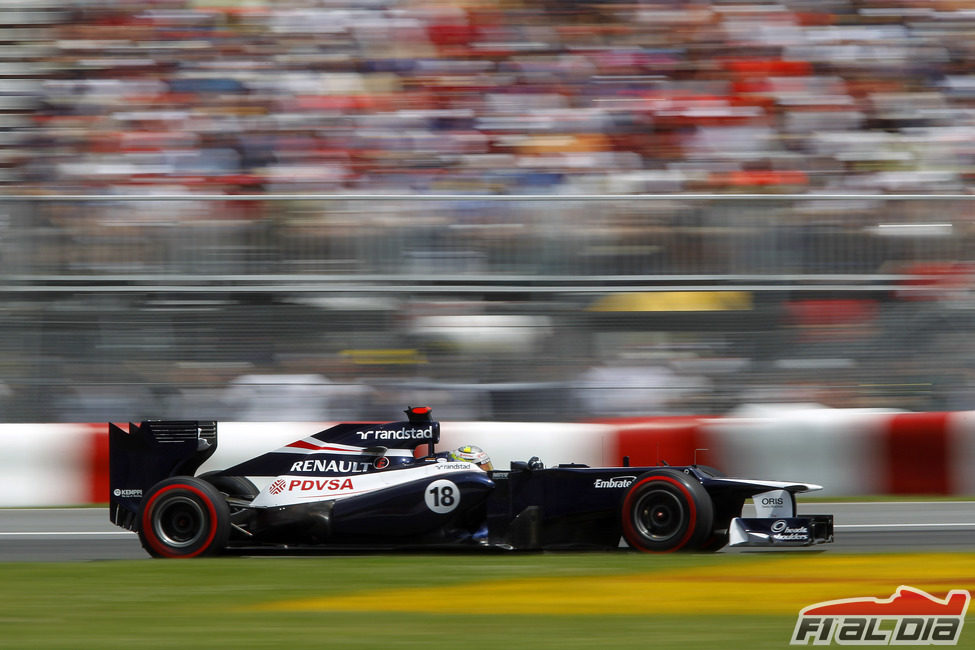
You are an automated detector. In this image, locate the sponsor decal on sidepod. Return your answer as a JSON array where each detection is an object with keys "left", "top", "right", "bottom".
[
  {"left": 791, "top": 586, "right": 971, "bottom": 646},
  {"left": 289, "top": 459, "right": 372, "bottom": 473},
  {"left": 267, "top": 477, "right": 356, "bottom": 496},
  {"left": 593, "top": 476, "right": 635, "bottom": 489}
]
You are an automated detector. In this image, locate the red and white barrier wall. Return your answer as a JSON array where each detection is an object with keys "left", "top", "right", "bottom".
[{"left": 3, "top": 405, "right": 975, "bottom": 506}]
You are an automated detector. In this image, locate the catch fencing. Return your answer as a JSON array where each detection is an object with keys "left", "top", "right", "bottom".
[{"left": 0, "top": 194, "right": 972, "bottom": 422}]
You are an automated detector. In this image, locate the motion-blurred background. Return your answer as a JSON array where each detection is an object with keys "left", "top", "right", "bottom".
[{"left": 2, "top": 0, "right": 975, "bottom": 422}]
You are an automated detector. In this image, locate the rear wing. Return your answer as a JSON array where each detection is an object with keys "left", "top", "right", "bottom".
[{"left": 108, "top": 421, "right": 217, "bottom": 530}]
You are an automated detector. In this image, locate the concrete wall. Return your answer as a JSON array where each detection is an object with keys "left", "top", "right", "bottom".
[{"left": 4, "top": 405, "right": 971, "bottom": 506}]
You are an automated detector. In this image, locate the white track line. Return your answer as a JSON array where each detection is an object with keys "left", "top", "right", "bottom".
[
  {"left": 836, "top": 523, "right": 975, "bottom": 529},
  {"left": 0, "top": 531, "right": 135, "bottom": 536}
]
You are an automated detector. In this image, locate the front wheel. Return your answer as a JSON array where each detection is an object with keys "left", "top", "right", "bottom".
[
  {"left": 138, "top": 476, "right": 230, "bottom": 558},
  {"left": 620, "top": 469, "right": 714, "bottom": 552}
]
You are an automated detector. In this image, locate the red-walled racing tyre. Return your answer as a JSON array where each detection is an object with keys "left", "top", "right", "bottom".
[
  {"left": 620, "top": 468, "right": 714, "bottom": 553},
  {"left": 138, "top": 476, "right": 230, "bottom": 558},
  {"left": 199, "top": 471, "right": 259, "bottom": 500}
]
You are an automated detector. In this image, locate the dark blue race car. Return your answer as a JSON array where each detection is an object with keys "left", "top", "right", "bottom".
[{"left": 109, "top": 407, "right": 833, "bottom": 558}]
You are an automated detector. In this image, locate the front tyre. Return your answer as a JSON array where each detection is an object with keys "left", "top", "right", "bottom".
[
  {"left": 621, "top": 469, "right": 714, "bottom": 553},
  {"left": 139, "top": 476, "right": 230, "bottom": 558}
]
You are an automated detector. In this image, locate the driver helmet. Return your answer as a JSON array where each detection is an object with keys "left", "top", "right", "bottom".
[{"left": 451, "top": 444, "right": 493, "bottom": 471}]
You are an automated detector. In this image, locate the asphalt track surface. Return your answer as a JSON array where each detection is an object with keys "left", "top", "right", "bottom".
[{"left": 0, "top": 502, "right": 972, "bottom": 561}]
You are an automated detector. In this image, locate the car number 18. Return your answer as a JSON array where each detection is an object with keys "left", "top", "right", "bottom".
[{"left": 425, "top": 479, "right": 460, "bottom": 514}]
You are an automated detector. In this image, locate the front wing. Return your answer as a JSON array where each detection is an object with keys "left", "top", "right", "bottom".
[{"left": 728, "top": 515, "right": 834, "bottom": 547}]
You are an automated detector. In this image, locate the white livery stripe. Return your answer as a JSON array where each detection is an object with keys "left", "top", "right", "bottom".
[
  {"left": 709, "top": 477, "right": 823, "bottom": 492},
  {"left": 270, "top": 445, "right": 414, "bottom": 457}
]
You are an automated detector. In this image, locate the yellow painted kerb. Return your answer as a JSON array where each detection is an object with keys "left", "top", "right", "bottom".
[{"left": 252, "top": 553, "right": 975, "bottom": 616}]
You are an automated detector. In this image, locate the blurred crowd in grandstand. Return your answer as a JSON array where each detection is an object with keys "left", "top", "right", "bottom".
[
  {"left": 2, "top": 0, "right": 975, "bottom": 421},
  {"left": 3, "top": 0, "right": 975, "bottom": 195}
]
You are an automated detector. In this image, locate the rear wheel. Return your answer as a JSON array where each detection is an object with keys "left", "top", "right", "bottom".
[
  {"left": 621, "top": 469, "right": 714, "bottom": 552},
  {"left": 139, "top": 476, "right": 230, "bottom": 558},
  {"left": 199, "top": 471, "right": 259, "bottom": 500}
]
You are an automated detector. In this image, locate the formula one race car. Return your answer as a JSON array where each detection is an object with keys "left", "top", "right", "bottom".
[{"left": 108, "top": 407, "right": 833, "bottom": 558}]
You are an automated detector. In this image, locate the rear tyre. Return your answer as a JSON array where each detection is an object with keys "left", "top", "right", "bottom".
[
  {"left": 621, "top": 469, "right": 714, "bottom": 553},
  {"left": 139, "top": 476, "right": 230, "bottom": 558},
  {"left": 199, "top": 471, "right": 259, "bottom": 500}
]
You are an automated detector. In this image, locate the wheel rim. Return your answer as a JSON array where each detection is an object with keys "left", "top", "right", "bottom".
[
  {"left": 633, "top": 489, "right": 685, "bottom": 542},
  {"left": 153, "top": 496, "right": 206, "bottom": 549}
]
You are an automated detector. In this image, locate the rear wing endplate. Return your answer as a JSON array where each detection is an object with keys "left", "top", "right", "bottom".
[{"left": 108, "top": 421, "right": 217, "bottom": 530}]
